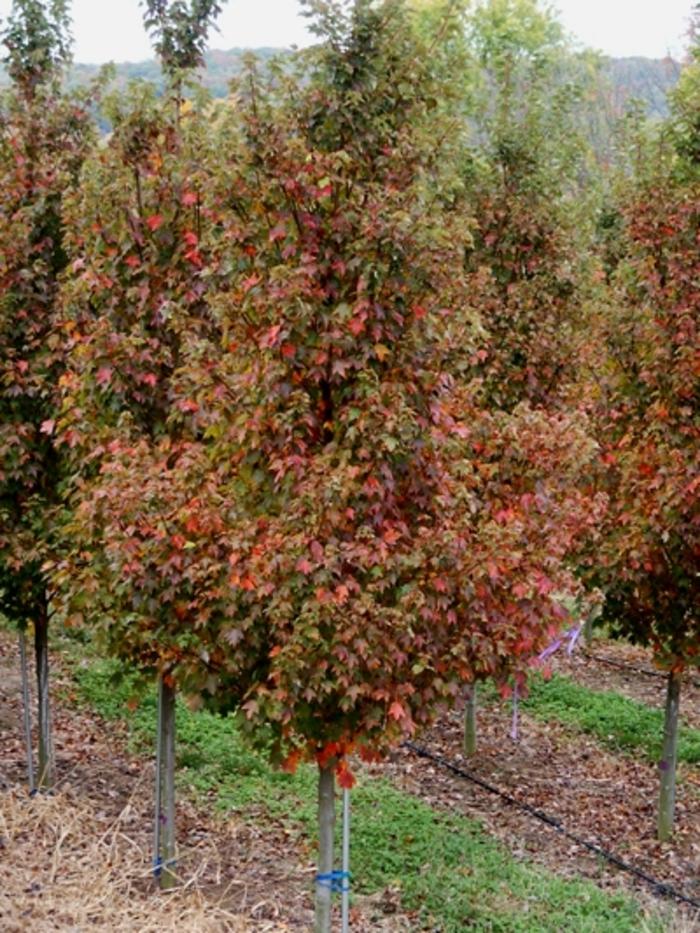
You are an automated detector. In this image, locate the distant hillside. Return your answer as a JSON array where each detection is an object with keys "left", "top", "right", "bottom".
[
  {"left": 600, "top": 56, "right": 682, "bottom": 119},
  {"left": 67, "top": 47, "right": 281, "bottom": 99},
  {"left": 0, "top": 48, "right": 683, "bottom": 119}
]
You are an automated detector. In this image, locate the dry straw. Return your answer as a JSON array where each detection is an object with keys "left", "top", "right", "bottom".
[{"left": 0, "top": 781, "right": 288, "bottom": 932}]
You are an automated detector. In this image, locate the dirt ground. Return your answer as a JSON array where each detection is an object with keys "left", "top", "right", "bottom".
[{"left": 1, "top": 632, "right": 699, "bottom": 931}]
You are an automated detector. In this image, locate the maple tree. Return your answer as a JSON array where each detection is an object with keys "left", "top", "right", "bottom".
[
  {"left": 146, "top": 3, "right": 604, "bottom": 926},
  {"left": 460, "top": 0, "right": 596, "bottom": 412},
  {"left": 39, "top": 2, "right": 605, "bottom": 917},
  {"left": 0, "top": 0, "right": 94, "bottom": 788},
  {"left": 53, "top": 0, "right": 228, "bottom": 887},
  {"left": 440, "top": 0, "right": 604, "bottom": 750},
  {"left": 591, "top": 49, "right": 699, "bottom": 839},
  {"left": 141, "top": 0, "right": 224, "bottom": 78}
]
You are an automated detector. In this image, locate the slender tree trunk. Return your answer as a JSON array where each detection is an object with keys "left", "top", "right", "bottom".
[
  {"left": 583, "top": 605, "right": 601, "bottom": 646},
  {"left": 156, "top": 678, "right": 177, "bottom": 889},
  {"left": 341, "top": 787, "right": 350, "bottom": 933},
  {"left": 463, "top": 683, "right": 477, "bottom": 756},
  {"left": 657, "top": 670, "right": 681, "bottom": 842},
  {"left": 34, "top": 599, "right": 52, "bottom": 789},
  {"left": 18, "top": 629, "right": 35, "bottom": 793},
  {"left": 315, "top": 764, "right": 335, "bottom": 933}
]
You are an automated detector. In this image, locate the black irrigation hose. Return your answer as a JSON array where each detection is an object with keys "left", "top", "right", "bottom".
[
  {"left": 401, "top": 740, "right": 700, "bottom": 914},
  {"left": 583, "top": 651, "right": 667, "bottom": 680},
  {"left": 583, "top": 652, "right": 700, "bottom": 690}
]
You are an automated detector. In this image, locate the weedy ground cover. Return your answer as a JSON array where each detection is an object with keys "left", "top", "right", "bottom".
[{"left": 517, "top": 674, "right": 700, "bottom": 765}]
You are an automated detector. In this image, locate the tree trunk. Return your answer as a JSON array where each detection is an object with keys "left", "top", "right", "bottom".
[
  {"left": 18, "top": 629, "right": 35, "bottom": 793},
  {"left": 463, "top": 684, "right": 477, "bottom": 756},
  {"left": 315, "top": 764, "right": 336, "bottom": 933},
  {"left": 657, "top": 670, "right": 681, "bottom": 842},
  {"left": 34, "top": 600, "right": 52, "bottom": 790},
  {"left": 583, "top": 604, "right": 601, "bottom": 646},
  {"left": 156, "top": 677, "right": 177, "bottom": 889},
  {"left": 341, "top": 787, "right": 350, "bottom": 933}
]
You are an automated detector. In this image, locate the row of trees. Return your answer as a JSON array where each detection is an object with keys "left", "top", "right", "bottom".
[{"left": 0, "top": 0, "right": 697, "bottom": 927}]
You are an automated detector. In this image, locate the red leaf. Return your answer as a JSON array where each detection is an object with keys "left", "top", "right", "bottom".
[
  {"left": 243, "top": 274, "right": 261, "bottom": 293},
  {"left": 348, "top": 315, "right": 365, "bottom": 336},
  {"left": 39, "top": 419, "right": 55, "bottom": 435},
  {"left": 336, "top": 762, "right": 356, "bottom": 789},
  {"left": 178, "top": 398, "right": 199, "bottom": 413},
  {"left": 389, "top": 700, "right": 405, "bottom": 721},
  {"left": 146, "top": 214, "right": 164, "bottom": 231},
  {"left": 269, "top": 223, "right": 286, "bottom": 242},
  {"left": 358, "top": 746, "right": 382, "bottom": 764},
  {"left": 261, "top": 324, "right": 282, "bottom": 348},
  {"left": 96, "top": 366, "right": 113, "bottom": 387}
]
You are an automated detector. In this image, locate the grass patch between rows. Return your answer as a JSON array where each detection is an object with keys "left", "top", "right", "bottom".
[{"left": 518, "top": 674, "right": 700, "bottom": 765}]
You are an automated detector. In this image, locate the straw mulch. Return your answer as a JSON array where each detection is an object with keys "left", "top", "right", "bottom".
[{"left": 0, "top": 779, "right": 293, "bottom": 932}]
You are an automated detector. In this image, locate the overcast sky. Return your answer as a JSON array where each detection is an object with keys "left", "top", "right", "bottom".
[{"left": 0, "top": 0, "right": 694, "bottom": 64}]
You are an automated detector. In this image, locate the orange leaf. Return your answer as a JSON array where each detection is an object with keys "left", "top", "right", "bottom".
[
  {"left": 281, "top": 749, "right": 301, "bottom": 774},
  {"left": 336, "top": 762, "right": 356, "bottom": 789}
]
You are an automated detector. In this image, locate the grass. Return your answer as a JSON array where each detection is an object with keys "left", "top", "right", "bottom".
[
  {"left": 70, "top": 657, "right": 666, "bottom": 932},
  {"left": 518, "top": 674, "right": 700, "bottom": 765}
]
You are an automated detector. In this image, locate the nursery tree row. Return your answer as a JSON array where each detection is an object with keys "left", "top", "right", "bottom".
[{"left": 0, "top": 0, "right": 697, "bottom": 928}]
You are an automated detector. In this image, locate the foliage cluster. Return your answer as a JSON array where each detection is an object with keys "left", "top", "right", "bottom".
[{"left": 43, "top": 0, "right": 607, "bottom": 787}]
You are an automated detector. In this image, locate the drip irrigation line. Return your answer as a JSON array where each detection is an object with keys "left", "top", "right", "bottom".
[
  {"left": 402, "top": 740, "right": 700, "bottom": 914},
  {"left": 583, "top": 652, "right": 700, "bottom": 689},
  {"left": 584, "top": 651, "right": 665, "bottom": 679}
]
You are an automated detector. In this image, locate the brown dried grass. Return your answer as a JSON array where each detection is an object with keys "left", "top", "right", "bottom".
[{"left": 0, "top": 780, "right": 279, "bottom": 932}]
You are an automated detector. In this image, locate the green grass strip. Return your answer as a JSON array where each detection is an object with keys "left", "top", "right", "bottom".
[
  {"left": 520, "top": 674, "right": 700, "bottom": 765},
  {"left": 71, "top": 659, "right": 663, "bottom": 932}
]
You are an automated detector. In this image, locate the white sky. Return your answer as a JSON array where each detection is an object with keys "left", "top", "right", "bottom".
[{"left": 0, "top": 0, "right": 694, "bottom": 64}]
